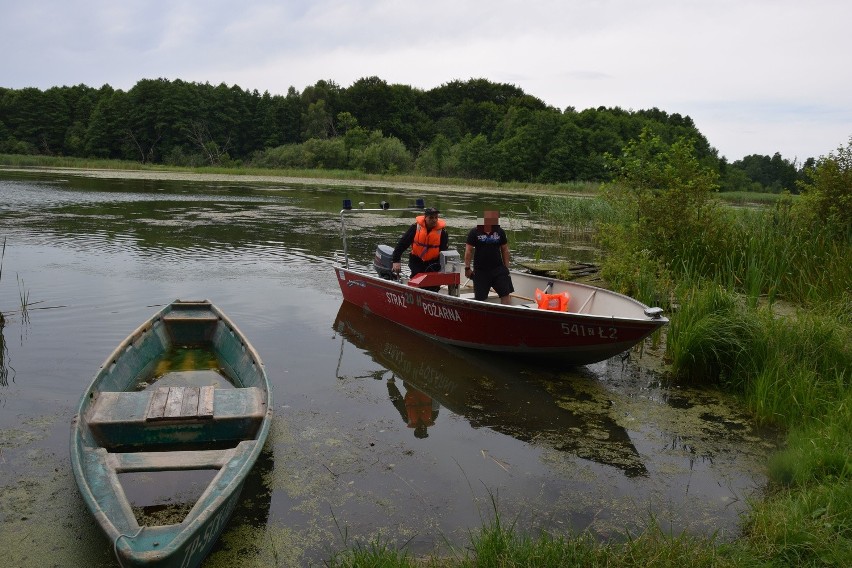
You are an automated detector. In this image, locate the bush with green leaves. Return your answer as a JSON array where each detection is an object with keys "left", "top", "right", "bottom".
[
  {"left": 350, "top": 136, "right": 412, "bottom": 174},
  {"left": 795, "top": 136, "right": 852, "bottom": 238},
  {"left": 595, "top": 130, "right": 722, "bottom": 304}
]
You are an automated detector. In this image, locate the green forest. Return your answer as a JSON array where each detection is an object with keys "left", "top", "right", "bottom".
[{"left": 0, "top": 77, "right": 811, "bottom": 192}]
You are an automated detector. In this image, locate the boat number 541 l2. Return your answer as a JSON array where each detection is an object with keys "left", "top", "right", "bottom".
[{"left": 561, "top": 323, "right": 618, "bottom": 340}]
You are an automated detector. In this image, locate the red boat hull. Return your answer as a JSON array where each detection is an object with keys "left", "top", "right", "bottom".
[{"left": 334, "top": 267, "right": 665, "bottom": 365}]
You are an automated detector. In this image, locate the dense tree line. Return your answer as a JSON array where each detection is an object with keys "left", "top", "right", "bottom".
[
  {"left": 0, "top": 77, "right": 816, "bottom": 191},
  {"left": 721, "top": 152, "right": 814, "bottom": 194}
]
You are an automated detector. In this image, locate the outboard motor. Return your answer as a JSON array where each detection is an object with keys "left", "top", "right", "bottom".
[{"left": 373, "top": 245, "right": 398, "bottom": 280}]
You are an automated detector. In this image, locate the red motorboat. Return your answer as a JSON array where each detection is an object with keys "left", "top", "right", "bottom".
[{"left": 334, "top": 201, "right": 667, "bottom": 365}]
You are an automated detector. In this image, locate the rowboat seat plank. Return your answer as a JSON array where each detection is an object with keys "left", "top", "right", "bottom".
[
  {"left": 145, "top": 385, "right": 215, "bottom": 420},
  {"left": 161, "top": 311, "right": 220, "bottom": 322},
  {"left": 161, "top": 313, "right": 220, "bottom": 343},
  {"left": 197, "top": 384, "right": 215, "bottom": 417},
  {"left": 165, "top": 386, "right": 187, "bottom": 417},
  {"left": 88, "top": 387, "right": 265, "bottom": 449},
  {"left": 146, "top": 387, "right": 170, "bottom": 419},
  {"left": 105, "top": 442, "right": 257, "bottom": 472}
]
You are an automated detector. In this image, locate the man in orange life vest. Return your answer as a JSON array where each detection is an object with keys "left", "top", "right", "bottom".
[{"left": 391, "top": 207, "right": 449, "bottom": 291}]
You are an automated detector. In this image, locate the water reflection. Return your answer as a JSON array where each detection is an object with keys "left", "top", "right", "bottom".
[
  {"left": 333, "top": 302, "right": 647, "bottom": 477},
  {"left": 0, "top": 322, "right": 12, "bottom": 388},
  {"left": 386, "top": 378, "right": 439, "bottom": 439}
]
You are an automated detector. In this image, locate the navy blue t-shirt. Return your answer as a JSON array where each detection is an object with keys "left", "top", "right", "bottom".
[{"left": 466, "top": 226, "right": 507, "bottom": 271}]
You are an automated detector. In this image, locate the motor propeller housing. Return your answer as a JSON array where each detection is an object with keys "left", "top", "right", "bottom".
[{"left": 373, "top": 244, "right": 397, "bottom": 280}]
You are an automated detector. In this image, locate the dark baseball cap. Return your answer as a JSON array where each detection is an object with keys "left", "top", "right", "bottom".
[{"left": 424, "top": 207, "right": 440, "bottom": 216}]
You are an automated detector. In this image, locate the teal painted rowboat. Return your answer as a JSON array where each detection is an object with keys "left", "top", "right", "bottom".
[{"left": 70, "top": 300, "right": 273, "bottom": 568}]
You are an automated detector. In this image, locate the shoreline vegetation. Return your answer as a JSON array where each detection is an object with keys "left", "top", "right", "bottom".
[
  {"left": 0, "top": 153, "right": 598, "bottom": 196},
  {"left": 1, "top": 147, "right": 849, "bottom": 567},
  {"left": 0, "top": 154, "right": 786, "bottom": 205}
]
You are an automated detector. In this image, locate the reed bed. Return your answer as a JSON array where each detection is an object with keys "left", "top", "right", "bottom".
[
  {"left": 677, "top": 206, "right": 851, "bottom": 307},
  {"left": 0, "top": 238, "right": 9, "bottom": 385},
  {"left": 325, "top": 510, "right": 752, "bottom": 568},
  {"left": 534, "top": 194, "right": 623, "bottom": 238},
  {"left": 665, "top": 286, "right": 850, "bottom": 423}
]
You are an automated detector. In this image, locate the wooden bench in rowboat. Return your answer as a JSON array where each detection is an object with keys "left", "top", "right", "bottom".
[
  {"left": 87, "top": 385, "right": 265, "bottom": 450},
  {"left": 159, "top": 310, "right": 221, "bottom": 344}
]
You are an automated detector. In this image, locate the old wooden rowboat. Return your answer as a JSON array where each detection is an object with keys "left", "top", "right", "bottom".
[
  {"left": 70, "top": 300, "right": 272, "bottom": 568},
  {"left": 335, "top": 202, "right": 668, "bottom": 366}
]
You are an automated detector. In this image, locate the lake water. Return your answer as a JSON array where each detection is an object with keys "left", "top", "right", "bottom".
[{"left": 0, "top": 169, "right": 777, "bottom": 567}]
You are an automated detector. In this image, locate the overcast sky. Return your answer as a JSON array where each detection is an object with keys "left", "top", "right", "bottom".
[{"left": 2, "top": 0, "right": 850, "bottom": 162}]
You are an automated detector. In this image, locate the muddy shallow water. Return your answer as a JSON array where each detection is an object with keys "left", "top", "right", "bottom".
[{"left": 0, "top": 169, "right": 777, "bottom": 567}]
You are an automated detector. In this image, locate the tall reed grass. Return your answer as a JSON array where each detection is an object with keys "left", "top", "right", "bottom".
[
  {"left": 325, "top": 506, "right": 757, "bottom": 567},
  {"left": 534, "top": 194, "right": 623, "bottom": 238},
  {"left": 666, "top": 285, "right": 850, "bottom": 426},
  {"left": 0, "top": 237, "right": 9, "bottom": 386},
  {"left": 743, "top": 478, "right": 852, "bottom": 566},
  {"left": 678, "top": 206, "right": 851, "bottom": 308},
  {"left": 714, "top": 191, "right": 793, "bottom": 206}
]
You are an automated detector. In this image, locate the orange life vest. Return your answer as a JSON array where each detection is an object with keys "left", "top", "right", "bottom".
[
  {"left": 411, "top": 216, "right": 446, "bottom": 262},
  {"left": 535, "top": 288, "right": 571, "bottom": 311}
]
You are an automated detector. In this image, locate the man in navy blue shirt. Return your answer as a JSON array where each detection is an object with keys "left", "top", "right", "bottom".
[{"left": 464, "top": 210, "right": 514, "bottom": 304}]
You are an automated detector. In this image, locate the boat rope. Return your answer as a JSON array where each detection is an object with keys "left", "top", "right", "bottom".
[{"left": 113, "top": 526, "right": 144, "bottom": 568}]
